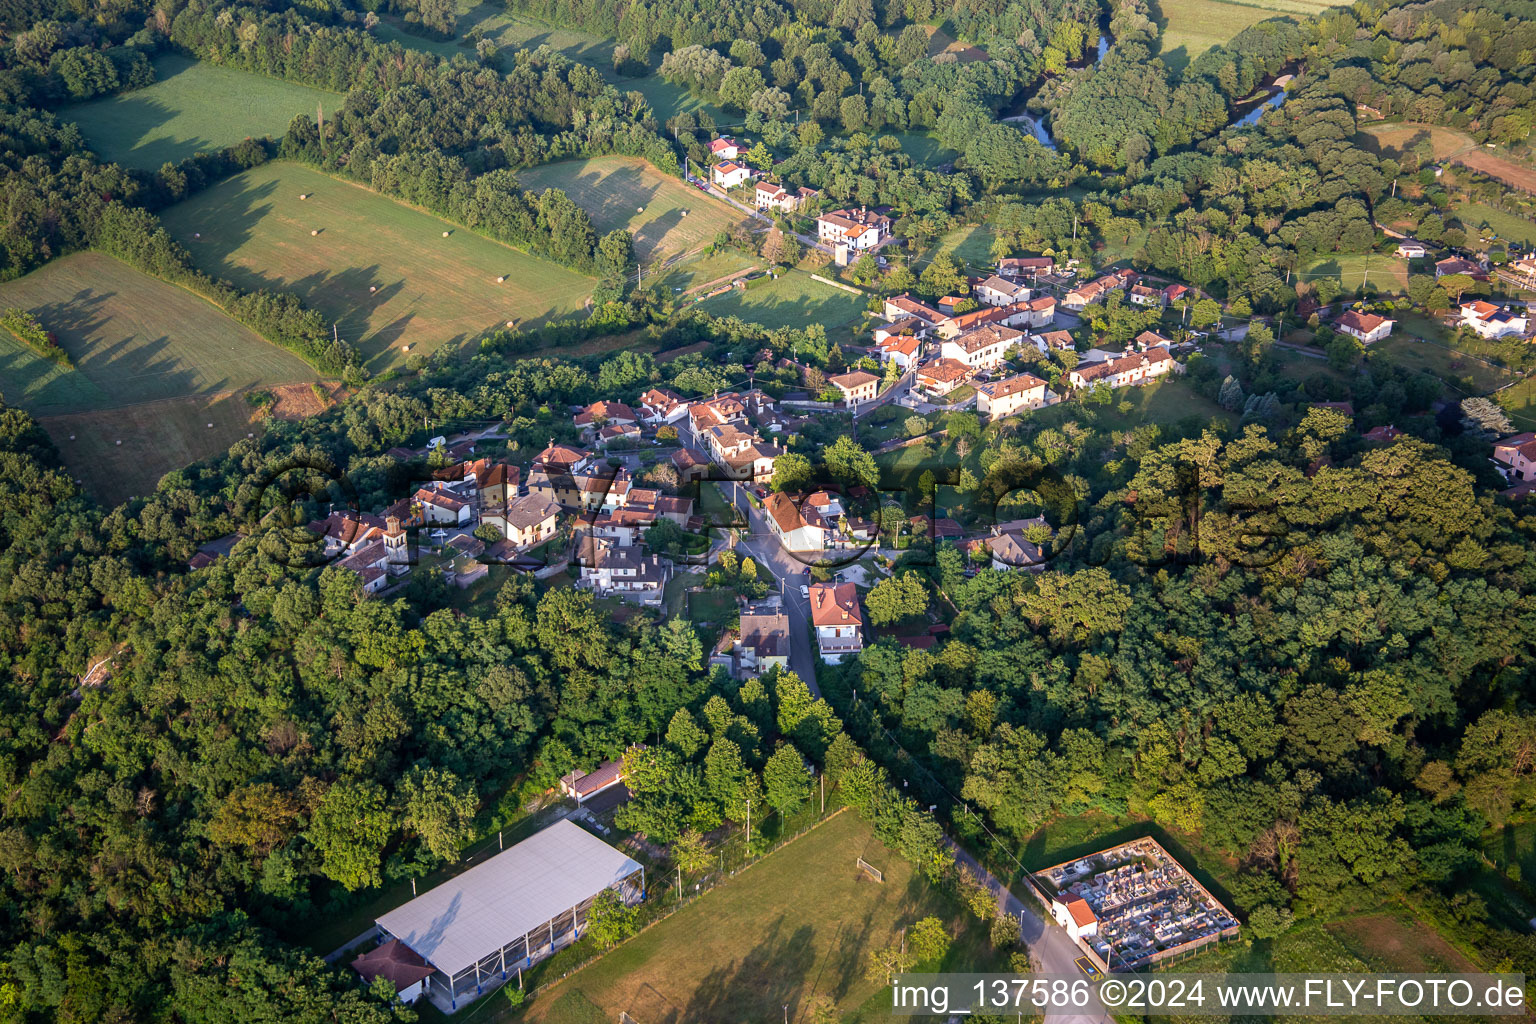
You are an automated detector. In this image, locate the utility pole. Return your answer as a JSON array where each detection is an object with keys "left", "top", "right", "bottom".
[
  {"left": 820, "top": 773, "right": 825, "bottom": 814},
  {"left": 677, "top": 865, "right": 682, "bottom": 899},
  {"left": 746, "top": 799, "right": 751, "bottom": 847}
]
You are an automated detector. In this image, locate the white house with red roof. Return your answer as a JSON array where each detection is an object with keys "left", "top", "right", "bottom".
[
  {"left": 875, "top": 331, "right": 923, "bottom": 370},
  {"left": 712, "top": 161, "right": 750, "bottom": 189},
  {"left": 1334, "top": 310, "right": 1395, "bottom": 344},
  {"left": 809, "top": 581, "right": 863, "bottom": 663},
  {"left": 708, "top": 137, "right": 740, "bottom": 160},
  {"left": 638, "top": 387, "right": 688, "bottom": 425},
  {"left": 816, "top": 207, "right": 891, "bottom": 251},
  {"left": 1459, "top": 300, "right": 1530, "bottom": 339},
  {"left": 1052, "top": 895, "right": 1099, "bottom": 940},
  {"left": 764, "top": 492, "right": 829, "bottom": 551}
]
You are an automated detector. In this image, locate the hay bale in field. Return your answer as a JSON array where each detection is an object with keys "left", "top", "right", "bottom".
[
  {"left": 506, "top": 320, "right": 515, "bottom": 328},
  {"left": 637, "top": 206, "right": 644, "bottom": 213},
  {"left": 496, "top": 275, "right": 505, "bottom": 283},
  {"left": 442, "top": 231, "right": 450, "bottom": 237},
  {"left": 369, "top": 285, "right": 377, "bottom": 292},
  {"left": 299, "top": 193, "right": 309, "bottom": 200},
  {"left": 311, "top": 229, "right": 319, "bottom": 236}
]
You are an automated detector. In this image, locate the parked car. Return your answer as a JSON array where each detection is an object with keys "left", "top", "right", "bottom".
[{"left": 800, "top": 584, "right": 810, "bottom": 599}]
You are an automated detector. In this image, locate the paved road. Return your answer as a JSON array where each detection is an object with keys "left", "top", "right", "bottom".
[
  {"left": 947, "top": 841, "right": 1112, "bottom": 1024},
  {"left": 722, "top": 480, "right": 823, "bottom": 693}
]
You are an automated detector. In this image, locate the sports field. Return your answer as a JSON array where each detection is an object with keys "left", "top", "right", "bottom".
[
  {"left": 1156, "top": 0, "right": 1312, "bottom": 70},
  {"left": 699, "top": 271, "right": 868, "bottom": 333},
  {"left": 523, "top": 810, "right": 995, "bottom": 1024},
  {"left": 0, "top": 251, "right": 313, "bottom": 415},
  {"left": 63, "top": 54, "right": 340, "bottom": 171},
  {"left": 515, "top": 156, "right": 746, "bottom": 262},
  {"left": 158, "top": 162, "right": 594, "bottom": 370},
  {"left": 1299, "top": 252, "right": 1410, "bottom": 296}
]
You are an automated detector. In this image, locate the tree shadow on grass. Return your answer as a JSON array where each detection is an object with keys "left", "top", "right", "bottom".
[{"left": 674, "top": 919, "right": 819, "bottom": 1023}]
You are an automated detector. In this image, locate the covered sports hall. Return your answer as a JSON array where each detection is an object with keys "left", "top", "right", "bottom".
[{"left": 374, "top": 818, "right": 645, "bottom": 1011}]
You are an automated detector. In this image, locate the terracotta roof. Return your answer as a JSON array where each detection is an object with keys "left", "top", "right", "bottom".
[
  {"left": 1064, "top": 896, "right": 1097, "bottom": 928},
  {"left": 829, "top": 370, "right": 879, "bottom": 390},
  {"left": 917, "top": 357, "right": 971, "bottom": 384},
  {"left": 977, "top": 374, "right": 1047, "bottom": 399},
  {"left": 1337, "top": 310, "right": 1391, "bottom": 334},
  {"left": 949, "top": 324, "right": 1022, "bottom": 354},
  {"left": 809, "top": 581, "right": 862, "bottom": 628}
]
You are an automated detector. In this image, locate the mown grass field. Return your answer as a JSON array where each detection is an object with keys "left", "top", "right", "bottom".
[
  {"left": 63, "top": 54, "right": 340, "bottom": 171},
  {"left": 933, "top": 223, "right": 998, "bottom": 273},
  {"left": 1299, "top": 252, "right": 1411, "bottom": 295},
  {"left": 522, "top": 811, "right": 1000, "bottom": 1024},
  {"left": 38, "top": 390, "right": 264, "bottom": 507},
  {"left": 0, "top": 251, "right": 313, "bottom": 416},
  {"left": 1155, "top": 0, "right": 1317, "bottom": 71},
  {"left": 1454, "top": 202, "right": 1536, "bottom": 246},
  {"left": 158, "top": 162, "right": 594, "bottom": 371},
  {"left": 515, "top": 156, "right": 746, "bottom": 262},
  {"left": 699, "top": 270, "right": 868, "bottom": 334}
]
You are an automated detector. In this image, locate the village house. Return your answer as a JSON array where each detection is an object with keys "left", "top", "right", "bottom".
[
  {"left": 1031, "top": 329, "right": 1076, "bottom": 351},
  {"left": 1435, "top": 255, "right": 1484, "bottom": 279},
  {"left": 874, "top": 331, "right": 924, "bottom": 370},
  {"left": 997, "top": 256, "right": 1054, "bottom": 280},
  {"left": 1012, "top": 295, "right": 1058, "bottom": 329},
  {"left": 1069, "top": 347, "right": 1177, "bottom": 390},
  {"left": 597, "top": 422, "right": 642, "bottom": 447},
  {"left": 1334, "top": 310, "right": 1395, "bottom": 344},
  {"left": 527, "top": 459, "right": 631, "bottom": 512},
  {"left": 1061, "top": 276, "right": 1114, "bottom": 311},
  {"left": 753, "top": 181, "right": 816, "bottom": 213},
  {"left": 672, "top": 447, "right": 711, "bottom": 483},
  {"left": 1395, "top": 239, "right": 1428, "bottom": 259},
  {"left": 975, "top": 275, "right": 1032, "bottom": 306},
  {"left": 809, "top": 581, "right": 864, "bottom": 663},
  {"left": 932, "top": 304, "right": 1019, "bottom": 339},
  {"left": 1460, "top": 300, "right": 1531, "bottom": 339},
  {"left": 1162, "top": 283, "right": 1190, "bottom": 304},
  {"left": 1508, "top": 256, "right": 1536, "bottom": 287},
  {"left": 576, "top": 506, "right": 655, "bottom": 548},
  {"left": 712, "top": 597, "right": 793, "bottom": 679},
  {"left": 712, "top": 161, "right": 750, "bottom": 189},
  {"left": 573, "top": 400, "right": 637, "bottom": 436},
  {"left": 638, "top": 387, "right": 688, "bottom": 425},
  {"left": 1132, "top": 329, "right": 1176, "bottom": 351},
  {"left": 412, "top": 483, "right": 474, "bottom": 526},
  {"left": 482, "top": 494, "right": 560, "bottom": 550},
  {"left": 816, "top": 207, "right": 891, "bottom": 251},
  {"left": 1493, "top": 433, "right": 1536, "bottom": 481},
  {"left": 976, "top": 373, "right": 1051, "bottom": 421},
  {"left": 940, "top": 324, "right": 1022, "bottom": 370},
  {"left": 708, "top": 137, "right": 741, "bottom": 160},
  {"left": 625, "top": 489, "right": 695, "bottom": 529},
  {"left": 576, "top": 537, "right": 672, "bottom": 605},
  {"left": 351, "top": 941, "right": 434, "bottom": 1004},
  {"left": 915, "top": 357, "right": 972, "bottom": 395},
  {"left": 882, "top": 293, "right": 944, "bottom": 324},
  {"left": 973, "top": 517, "right": 1049, "bottom": 571},
  {"left": 874, "top": 316, "right": 931, "bottom": 344},
  {"left": 336, "top": 516, "right": 410, "bottom": 595},
  {"left": 764, "top": 491, "right": 830, "bottom": 551},
  {"left": 1127, "top": 284, "right": 1165, "bottom": 308},
  {"left": 828, "top": 370, "right": 880, "bottom": 406},
  {"left": 725, "top": 441, "right": 782, "bottom": 483},
  {"left": 307, "top": 510, "right": 387, "bottom": 558},
  {"left": 477, "top": 463, "right": 519, "bottom": 508}
]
